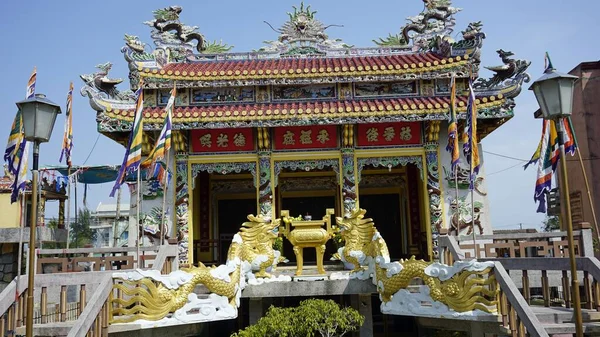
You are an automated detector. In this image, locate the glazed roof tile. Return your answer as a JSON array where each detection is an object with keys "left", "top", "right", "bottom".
[
  {"left": 140, "top": 53, "right": 470, "bottom": 81},
  {"left": 105, "top": 94, "right": 504, "bottom": 124}
]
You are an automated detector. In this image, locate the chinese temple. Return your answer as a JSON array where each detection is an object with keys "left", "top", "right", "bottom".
[{"left": 81, "top": 1, "right": 529, "bottom": 270}]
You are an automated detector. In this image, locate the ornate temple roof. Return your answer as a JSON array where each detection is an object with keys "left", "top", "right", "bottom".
[
  {"left": 81, "top": 1, "right": 531, "bottom": 139},
  {"left": 140, "top": 53, "right": 469, "bottom": 82}
]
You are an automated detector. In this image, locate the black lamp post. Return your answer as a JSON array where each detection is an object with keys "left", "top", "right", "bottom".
[
  {"left": 15, "top": 93, "right": 61, "bottom": 337},
  {"left": 529, "top": 65, "right": 581, "bottom": 337}
]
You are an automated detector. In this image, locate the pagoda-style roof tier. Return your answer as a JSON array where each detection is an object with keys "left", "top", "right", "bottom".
[
  {"left": 99, "top": 93, "right": 508, "bottom": 131},
  {"left": 140, "top": 53, "right": 470, "bottom": 85}
]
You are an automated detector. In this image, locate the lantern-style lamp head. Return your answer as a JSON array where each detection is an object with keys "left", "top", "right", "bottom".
[
  {"left": 529, "top": 66, "right": 578, "bottom": 120},
  {"left": 15, "top": 94, "right": 62, "bottom": 143}
]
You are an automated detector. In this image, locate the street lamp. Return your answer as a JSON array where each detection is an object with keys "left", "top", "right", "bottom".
[
  {"left": 15, "top": 93, "right": 61, "bottom": 337},
  {"left": 529, "top": 65, "right": 581, "bottom": 336}
]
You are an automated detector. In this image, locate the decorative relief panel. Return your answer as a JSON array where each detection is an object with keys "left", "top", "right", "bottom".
[
  {"left": 280, "top": 176, "right": 337, "bottom": 192},
  {"left": 190, "top": 163, "right": 257, "bottom": 189},
  {"left": 191, "top": 86, "right": 254, "bottom": 104},
  {"left": 274, "top": 159, "right": 339, "bottom": 187},
  {"left": 357, "top": 156, "right": 423, "bottom": 182},
  {"left": 272, "top": 83, "right": 336, "bottom": 101},
  {"left": 354, "top": 81, "right": 417, "bottom": 98}
]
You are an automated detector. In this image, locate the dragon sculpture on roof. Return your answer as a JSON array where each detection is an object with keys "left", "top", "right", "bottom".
[{"left": 259, "top": 2, "right": 352, "bottom": 54}]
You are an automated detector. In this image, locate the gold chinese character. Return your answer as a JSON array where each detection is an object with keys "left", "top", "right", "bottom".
[
  {"left": 233, "top": 133, "right": 246, "bottom": 147},
  {"left": 300, "top": 130, "right": 312, "bottom": 145},
  {"left": 282, "top": 130, "right": 295, "bottom": 145},
  {"left": 366, "top": 127, "right": 379, "bottom": 142},
  {"left": 200, "top": 134, "right": 212, "bottom": 147},
  {"left": 400, "top": 126, "right": 412, "bottom": 140},
  {"left": 383, "top": 126, "right": 395, "bottom": 142},
  {"left": 217, "top": 133, "right": 229, "bottom": 147},
  {"left": 317, "top": 129, "right": 330, "bottom": 144}
]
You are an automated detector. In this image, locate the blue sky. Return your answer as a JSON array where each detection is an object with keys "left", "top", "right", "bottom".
[{"left": 0, "top": 0, "right": 598, "bottom": 229}]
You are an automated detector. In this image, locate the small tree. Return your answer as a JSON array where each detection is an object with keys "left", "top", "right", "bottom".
[
  {"left": 232, "top": 299, "right": 364, "bottom": 337},
  {"left": 542, "top": 216, "right": 560, "bottom": 232},
  {"left": 43, "top": 218, "right": 66, "bottom": 249},
  {"left": 69, "top": 209, "right": 96, "bottom": 248}
]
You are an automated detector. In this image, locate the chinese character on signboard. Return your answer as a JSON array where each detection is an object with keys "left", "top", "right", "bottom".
[
  {"left": 400, "top": 126, "right": 412, "bottom": 140},
  {"left": 366, "top": 127, "right": 379, "bottom": 142},
  {"left": 200, "top": 134, "right": 212, "bottom": 147},
  {"left": 216, "top": 133, "right": 229, "bottom": 147},
  {"left": 300, "top": 130, "right": 312, "bottom": 144},
  {"left": 282, "top": 131, "right": 295, "bottom": 145},
  {"left": 233, "top": 133, "right": 246, "bottom": 147},
  {"left": 383, "top": 127, "right": 395, "bottom": 142},
  {"left": 317, "top": 129, "right": 329, "bottom": 144}
]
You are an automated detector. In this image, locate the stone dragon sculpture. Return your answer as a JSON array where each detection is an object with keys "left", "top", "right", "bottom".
[
  {"left": 336, "top": 209, "right": 497, "bottom": 313},
  {"left": 112, "top": 214, "right": 280, "bottom": 323},
  {"left": 475, "top": 49, "right": 532, "bottom": 88}
]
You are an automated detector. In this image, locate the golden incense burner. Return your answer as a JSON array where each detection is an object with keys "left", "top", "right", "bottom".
[{"left": 280, "top": 209, "right": 335, "bottom": 276}]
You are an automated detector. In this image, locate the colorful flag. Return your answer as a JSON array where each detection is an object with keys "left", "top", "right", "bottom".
[
  {"left": 562, "top": 117, "right": 577, "bottom": 156},
  {"left": 26, "top": 67, "right": 36, "bottom": 99},
  {"left": 4, "top": 110, "right": 24, "bottom": 175},
  {"left": 445, "top": 75, "right": 459, "bottom": 171},
  {"left": 110, "top": 84, "right": 144, "bottom": 197},
  {"left": 462, "top": 79, "right": 480, "bottom": 189},
  {"left": 60, "top": 82, "right": 74, "bottom": 167},
  {"left": 533, "top": 120, "right": 560, "bottom": 213},
  {"left": 524, "top": 120, "right": 546, "bottom": 170},
  {"left": 141, "top": 85, "right": 174, "bottom": 173}
]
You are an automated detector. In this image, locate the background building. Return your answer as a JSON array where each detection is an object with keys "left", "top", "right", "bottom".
[
  {"left": 90, "top": 202, "right": 129, "bottom": 247},
  {"left": 566, "top": 61, "right": 600, "bottom": 233}
]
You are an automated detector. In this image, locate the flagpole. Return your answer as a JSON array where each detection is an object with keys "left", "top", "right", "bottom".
[
  {"left": 136, "top": 168, "right": 141, "bottom": 267},
  {"left": 453, "top": 165, "right": 460, "bottom": 233},
  {"left": 113, "top": 188, "right": 121, "bottom": 247},
  {"left": 14, "top": 192, "right": 25, "bottom": 331},
  {"left": 160, "top": 149, "right": 170, "bottom": 246},
  {"left": 66, "top": 167, "right": 71, "bottom": 249}
]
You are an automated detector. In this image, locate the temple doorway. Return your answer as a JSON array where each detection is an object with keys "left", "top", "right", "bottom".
[
  {"left": 216, "top": 198, "right": 256, "bottom": 264},
  {"left": 358, "top": 193, "right": 405, "bottom": 259}
]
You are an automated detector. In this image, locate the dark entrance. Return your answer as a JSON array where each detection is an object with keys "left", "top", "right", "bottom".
[
  {"left": 280, "top": 196, "right": 337, "bottom": 265},
  {"left": 358, "top": 193, "right": 404, "bottom": 259},
  {"left": 217, "top": 198, "right": 256, "bottom": 264}
]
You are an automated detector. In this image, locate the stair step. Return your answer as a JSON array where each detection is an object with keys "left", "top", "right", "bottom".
[
  {"left": 543, "top": 322, "right": 600, "bottom": 335},
  {"left": 531, "top": 306, "right": 600, "bottom": 324}
]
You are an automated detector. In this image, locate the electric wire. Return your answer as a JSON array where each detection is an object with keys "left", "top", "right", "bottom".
[{"left": 81, "top": 134, "right": 100, "bottom": 166}]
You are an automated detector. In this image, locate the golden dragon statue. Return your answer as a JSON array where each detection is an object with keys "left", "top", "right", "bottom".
[
  {"left": 336, "top": 209, "right": 498, "bottom": 314},
  {"left": 111, "top": 214, "right": 280, "bottom": 323}
]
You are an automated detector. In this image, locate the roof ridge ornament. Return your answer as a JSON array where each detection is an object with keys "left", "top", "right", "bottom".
[
  {"left": 142, "top": 6, "right": 233, "bottom": 59},
  {"left": 257, "top": 2, "right": 353, "bottom": 55},
  {"left": 374, "top": 0, "right": 460, "bottom": 50}
]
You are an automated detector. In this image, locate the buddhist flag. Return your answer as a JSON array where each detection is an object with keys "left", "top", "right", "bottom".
[
  {"left": 445, "top": 75, "right": 459, "bottom": 171},
  {"left": 110, "top": 84, "right": 144, "bottom": 197},
  {"left": 141, "top": 85, "right": 174, "bottom": 174},
  {"left": 533, "top": 120, "right": 560, "bottom": 213},
  {"left": 60, "top": 82, "right": 74, "bottom": 167},
  {"left": 462, "top": 79, "right": 480, "bottom": 190}
]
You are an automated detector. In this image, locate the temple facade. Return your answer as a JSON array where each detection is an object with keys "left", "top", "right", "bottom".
[{"left": 81, "top": 1, "right": 530, "bottom": 267}]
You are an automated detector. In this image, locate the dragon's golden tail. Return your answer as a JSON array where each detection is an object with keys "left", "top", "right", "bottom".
[{"left": 111, "top": 278, "right": 177, "bottom": 324}]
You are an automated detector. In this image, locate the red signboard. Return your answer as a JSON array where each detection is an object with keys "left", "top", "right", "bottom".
[
  {"left": 190, "top": 128, "right": 254, "bottom": 152},
  {"left": 357, "top": 122, "right": 421, "bottom": 147},
  {"left": 273, "top": 125, "right": 338, "bottom": 150}
]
